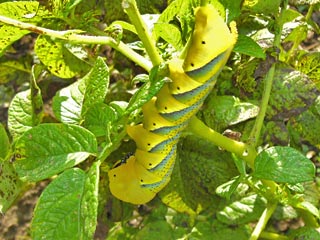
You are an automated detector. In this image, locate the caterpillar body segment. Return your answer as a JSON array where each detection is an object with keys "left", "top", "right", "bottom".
[
  {"left": 108, "top": 156, "right": 158, "bottom": 204},
  {"left": 155, "top": 85, "right": 190, "bottom": 114},
  {"left": 142, "top": 98, "right": 175, "bottom": 131},
  {"left": 185, "top": 48, "right": 234, "bottom": 82},
  {"left": 108, "top": 4, "right": 238, "bottom": 204},
  {"left": 183, "top": 5, "right": 238, "bottom": 73},
  {"left": 168, "top": 59, "right": 203, "bottom": 96},
  {"left": 159, "top": 101, "right": 203, "bottom": 123},
  {"left": 172, "top": 80, "right": 214, "bottom": 106},
  {"left": 135, "top": 147, "right": 176, "bottom": 172},
  {"left": 126, "top": 125, "right": 179, "bottom": 153}
]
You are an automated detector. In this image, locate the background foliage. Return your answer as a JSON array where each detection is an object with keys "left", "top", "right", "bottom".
[{"left": 0, "top": 0, "right": 319, "bottom": 239}]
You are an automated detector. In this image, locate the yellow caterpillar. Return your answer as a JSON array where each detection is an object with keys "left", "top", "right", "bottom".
[{"left": 108, "top": 4, "right": 238, "bottom": 204}]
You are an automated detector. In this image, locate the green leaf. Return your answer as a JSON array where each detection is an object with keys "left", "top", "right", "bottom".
[
  {"left": 49, "top": 0, "right": 84, "bottom": 18},
  {"left": 52, "top": 79, "right": 84, "bottom": 124},
  {"left": 160, "top": 135, "right": 238, "bottom": 213},
  {"left": 154, "top": 23, "right": 183, "bottom": 50},
  {"left": 278, "top": 8, "right": 302, "bottom": 27},
  {"left": 263, "top": 67, "right": 318, "bottom": 120},
  {"left": 156, "top": 0, "right": 184, "bottom": 25},
  {"left": 0, "top": 161, "right": 24, "bottom": 213},
  {"left": 81, "top": 57, "right": 110, "bottom": 114},
  {"left": 296, "top": 52, "right": 320, "bottom": 85},
  {"left": 7, "top": 71, "right": 43, "bottom": 139},
  {"left": 288, "top": 109, "right": 320, "bottom": 149},
  {"left": 242, "top": 0, "right": 281, "bottom": 15},
  {"left": 290, "top": 226, "right": 320, "bottom": 240},
  {"left": 219, "top": 0, "right": 242, "bottom": 21},
  {"left": 8, "top": 90, "right": 33, "bottom": 139},
  {"left": 216, "top": 194, "right": 266, "bottom": 224},
  {"left": 284, "top": 24, "right": 308, "bottom": 45},
  {"left": 254, "top": 146, "right": 315, "bottom": 184},
  {"left": 135, "top": 221, "right": 174, "bottom": 240},
  {"left": 189, "top": 221, "right": 250, "bottom": 240},
  {"left": 155, "top": 0, "right": 193, "bottom": 44},
  {"left": 0, "top": 1, "right": 40, "bottom": 21},
  {"left": 202, "top": 95, "right": 259, "bottom": 132},
  {"left": 0, "top": 1, "right": 44, "bottom": 56},
  {"left": 296, "top": 201, "right": 320, "bottom": 219},
  {"left": 125, "top": 64, "right": 169, "bottom": 114},
  {"left": 31, "top": 168, "right": 86, "bottom": 240},
  {"left": 0, "top": 59, "right": 30, "bottom": 84},
  {"left": 0, "top": 124, "right": 10, "bottom": 160},
  {"left": 14, "top": 123, "right": 97, "bottom": 182},
  {"left": 234, "top": 34, "right": 266, "bottom": 59},
  {"left": 0, "top": 26, "right": 30, "bottom": 57},
  {"left": 83, "top": 103, "right": 118, "bottom": 137},
  {"left": 53, "top": 57, "right": 109, "bottom": 124},
  {"left": 80, "top": 161, "right": 100, "bottom": 239},
  {"left": 215, "top": 177, "right": 242, "bottom": 200},
  {"left": 35, "top": 35, "right": 89, "bottom": 78}
]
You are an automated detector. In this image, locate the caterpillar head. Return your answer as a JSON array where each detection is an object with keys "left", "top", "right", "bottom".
[
  {"left": 183, "top": 5, "right": 238, "bottom": 72},
  {"left": 108, "top": 156, "right": 159, "bottom": 204}
]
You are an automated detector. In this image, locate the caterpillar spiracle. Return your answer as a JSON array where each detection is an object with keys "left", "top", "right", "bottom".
[{"left": 108, "top": 4, "right": 238, "bottom": 204}]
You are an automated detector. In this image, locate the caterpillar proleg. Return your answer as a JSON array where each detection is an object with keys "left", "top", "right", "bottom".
[{"left": 108, "top": 4, "right": 238, "bottom": 204}]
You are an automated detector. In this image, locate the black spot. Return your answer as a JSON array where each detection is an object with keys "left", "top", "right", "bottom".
[
  {"left": 153, "top": 123, "right": 156, "bottom": 126},
  {"left": 147, "top": 143, "right": 151, "bottom": 146},
  {"left": 149, "top": 163, "right": 152, "bottom": 166},
  {"left": 164, "top": 106, "right": 168, "bottom": 110},
  {"left": 177, "top": 87, "right": 180, "bottom": 90},
  {"left": 191, "top": 63, "right": 194, "bottom": 67},
  {"left": 201, "top": 40, "right": 206, "bottom": 44},
  {"left": 140, "top": 179, "right": 144, "bottom": 182},
  {"left": 113, "top": 174, "right": 116, "bottom": 177}
]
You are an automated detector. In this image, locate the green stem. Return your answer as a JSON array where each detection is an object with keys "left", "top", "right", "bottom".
[
  {"left": 188, "top": 116, "right": 257, "bottom": 168},
  {"left": 259, "top": 231, "right": 288, "bottom": 240},
  {"left": 200, "top": 0, "right": 208, "bottom": 6},
  {"left": 248, "top": 64, "right": 275, "bottom": 148},
  {"left": 0, "top": 15, "right": 152, "bottom": 71},
  {"left": 250, "top": 203, "right": 278, "bottom": 240},
  {"left": 274, "top": 1, "right": 287, "bottom": 49},
  {"left": 305, "top": 4, "right": 314, "bottom": 22},
  {"left": 188, "top": 117, "right": 279, "bottom": 198},
  {"left": 122, "top": 0, "right": 162, "bottom": 66}
]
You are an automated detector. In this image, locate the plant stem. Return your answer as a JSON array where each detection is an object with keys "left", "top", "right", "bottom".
[
  {"left": 305, "top": 4, "right": 314, "bottom": 22},
  {"left": 259, "top": 231, "right": 289, "bottom": 240},
  {"left": 0, "top": 15, "right": 152, "bottom": 71},
  {"left": 250, "top": 203, "right": 278, "bottom": 240},
  {"left": 122, "top": 0, "right": 162, "bottom": 66},
  {"left": 248, "top": 63, "right": 275, "bottom": 148},
  {"left": 200, "top": 0, "right": 208, "bottom": 6},
  {"left": 188, "top": 116, "right": 257, "bottom": 168}
]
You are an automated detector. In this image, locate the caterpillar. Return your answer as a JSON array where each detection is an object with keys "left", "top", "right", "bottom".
[{"left": 108, "top": 4, "right": 238, "bottom": 204}]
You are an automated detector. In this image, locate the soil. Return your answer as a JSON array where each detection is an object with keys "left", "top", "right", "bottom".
[{"left": 0, "top": 181, "right": 48, "bottom": 240}]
